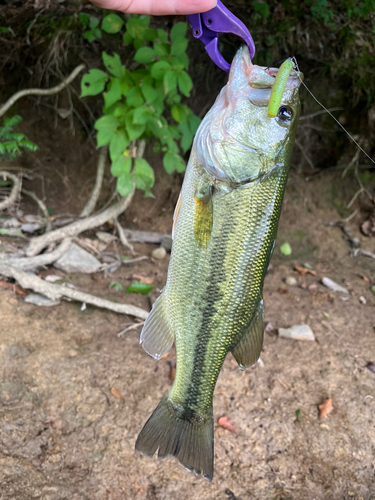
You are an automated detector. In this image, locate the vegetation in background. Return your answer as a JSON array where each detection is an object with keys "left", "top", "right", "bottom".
[
  {"left": 80, "top": 13, "right": 201, "bottom": 198},
  {"left": 0, "top": 116, "right": 39, "bottom": 160}
]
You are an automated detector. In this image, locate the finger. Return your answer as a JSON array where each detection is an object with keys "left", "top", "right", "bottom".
[{"left": 89, "top": 0, "right": 217, "bottom": 15}]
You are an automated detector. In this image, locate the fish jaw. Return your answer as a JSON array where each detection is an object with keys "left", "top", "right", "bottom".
[{"left": 194, "top": 46, "right": 301, "bottom": 186}]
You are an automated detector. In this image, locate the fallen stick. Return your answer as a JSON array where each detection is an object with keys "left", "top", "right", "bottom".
[
  {"left": 122, "top": 229, "right": 172, "bottom": 244},
  {"left": 0, "top": 262, "right": 149, "bottom": 320}
]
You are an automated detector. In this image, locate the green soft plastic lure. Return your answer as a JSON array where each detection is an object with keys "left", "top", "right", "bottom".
[{"left": 267, "top": 58, "right": 295, "bottom": 118}]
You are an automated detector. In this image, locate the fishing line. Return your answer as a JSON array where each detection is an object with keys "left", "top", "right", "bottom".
[{"left": 291, "top": 57, "right": 375, "bottom": 166}]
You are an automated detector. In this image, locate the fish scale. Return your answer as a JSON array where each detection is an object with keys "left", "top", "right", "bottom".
[{"left": 135, "top": 46, "right": 301, "bottom": 481}]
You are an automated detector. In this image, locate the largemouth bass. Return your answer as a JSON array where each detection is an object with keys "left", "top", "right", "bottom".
[{"left": 135, "top": 46, "right": 301, "bottom": 481}]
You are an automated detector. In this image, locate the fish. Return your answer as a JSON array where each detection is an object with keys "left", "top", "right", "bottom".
[{"left": 135, "top": 46, "right": 302, "bottom": 481}]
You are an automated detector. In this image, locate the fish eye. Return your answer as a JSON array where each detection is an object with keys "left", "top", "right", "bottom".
[{"left": 277, "top": 105, "right": 293, "bottom": 122}]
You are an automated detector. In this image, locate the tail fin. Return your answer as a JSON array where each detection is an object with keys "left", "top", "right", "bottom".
[{"left": 135, "top": 397, "right": 214, "bottom": 482}]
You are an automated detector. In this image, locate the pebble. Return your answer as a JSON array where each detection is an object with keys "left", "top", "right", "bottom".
[
  {"left": 161, "top": 235, "right": 173, "bottom": 253},
  {"left": 278, "top": 324, "right": 315, "bottom": 342},
  {"left": 285, "top": 276, "right": 297, "bottom": 286},
  {"left": 54, "top": 243, "right": 101, "bottom": 273},
  {"left": 321, "top": 277, "right": 349, "bottom": 294},
  {"left": 152, "top": 247, "right": 166, "bottom": 260},
  {"left": 96, "top": 231, "right": 118, "bottom": 244},
  {"left": 24, "top": 293, "right": 60, "bottom": 307},
  {"left": 359, "top": 296, "right": 367, "bottom": 305}
]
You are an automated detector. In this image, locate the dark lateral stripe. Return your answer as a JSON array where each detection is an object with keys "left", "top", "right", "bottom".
[{"left": 182, "top": 204, "right": 237, "bottom": 413}]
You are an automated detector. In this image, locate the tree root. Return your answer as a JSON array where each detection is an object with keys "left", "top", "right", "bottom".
[
  {"left": 80, "top": 145, "right": 108, "bottom": 218},
  {"left": 0, "top": 171, "right": 21, "bottom": 212},
  {"left": 0, "top": 64, "right": 86, "bottom": 118},
  {"left": 22, "top": 188, "right": 52, "bottom": 232},
  {"left": 115, "top": 217, "right": 134, "bottom": 253},
  {"left": 0, "top": 262, "right": 149, "bottom": 320}
]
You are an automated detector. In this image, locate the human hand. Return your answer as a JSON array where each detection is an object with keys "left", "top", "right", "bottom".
[{"left": 88, "top": 0, "right": 217, "bottom": 15}]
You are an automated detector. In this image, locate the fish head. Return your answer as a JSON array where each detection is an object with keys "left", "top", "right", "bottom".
[{"left": 194, "top": 46, "right": 302, "bottom": 185}]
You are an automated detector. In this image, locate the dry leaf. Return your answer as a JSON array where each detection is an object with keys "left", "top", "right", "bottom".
[
  {"left": 132, "top": 274, "right": 154, "bottom": 284},
  {"left": 133, "top": 484, "right": 144, "bottom": 493},
  {"left": 161, "top": 351, "right": 169, "bottom": 359},
  {"left": 218, "top": 416, "right": 236, "bottom": 433},
  {"left": 294, "top": 265, "right": 316, "bottom": 276},
  {"left": 318, "top": 398, "right": 333, "bottom": 419},
  {"left": 359, "top": 274, "right": 370, "bottom": 283},
  {"left": 278, "top": 287, "right": 288, "bottom": 294},
  {"left": 110, "top": 387, "right": 123, "bottom": 400}
]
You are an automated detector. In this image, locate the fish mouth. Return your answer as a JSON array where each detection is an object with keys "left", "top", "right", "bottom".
[{"left": 230, "top": 46, "right": 302, "bottom": 107}]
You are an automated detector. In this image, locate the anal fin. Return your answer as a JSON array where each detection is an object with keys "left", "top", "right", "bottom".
[
  {"left": 140, "top": 293, "right": 174, "bottom": 360},
  {"left": 231, "top": 301, "right": 264, "bottom": 370}
]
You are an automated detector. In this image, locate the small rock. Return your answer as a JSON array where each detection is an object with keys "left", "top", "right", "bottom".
[
  {"left": 278, "top": 324, "right": 315, "bottom": 341},
  {"left": 2, "top": 217, "right": 21, "bottom": 228},
  {"left": 161, "top": 235, "right": 173, "bottom": 253},
  {"left": 152, "top": 247, "right": 166, "bottom": 260},
  {"left": 96, "top": 231, "right": 118, "bottom": 244},
  {"left": 303, "top": 262, "right": 314, "bottom": 270},
  {"left": 321, "top": 277, "right": 349, "bottom": 294},
  {"left": 21, "top": 223, "right": 44, "bottom": 234},
  {"left": 285, "top": 276, "right": 297, "bottom": 286},
  {"left": 359, "top": 296, "right": 367, "bottom": 305},
  {"left": 25, "top": 293, "right": 60, "bottom": 307},
  {"left": 54, "top": 243, "right": 101, "bottom": 273}
]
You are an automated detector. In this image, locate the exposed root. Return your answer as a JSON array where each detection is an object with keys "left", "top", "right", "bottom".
[
  {"left": 0, "top": 171, "right": 21, "bottom": 212},
  {"left": 80, "top": 146, "right": 108, "bottom": 218},
  {"left": 0, "top": 262, "right": 149, "bottom": 320},
  {"left": 22, "top": 188, "right": 52, "bottom": 232},
  {"left": 115, "top": 218, "right": 134, "bottom": 253},
  {"left": 0, "top": 64, "right": 86, "bottom": 118}
]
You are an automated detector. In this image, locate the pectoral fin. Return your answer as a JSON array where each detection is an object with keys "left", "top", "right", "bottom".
[
  {"left": 231, "top": 301, "right": 264, "bottom": 370},
  {"left": 194, "top": 186, "right": 213, "bottom": 247},
  {"left": 140, "top": 293, "right": 175, "bottom": 360}
]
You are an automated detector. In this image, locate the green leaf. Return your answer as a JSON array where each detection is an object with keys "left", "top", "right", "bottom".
[
  {"left": 163, "top": 70, "right": 177, "bottom": 94},
  {"left": 157, "top": 28, "right": 168, "bottom": 43},
  {"left": 144, "top": 28, "right": 157, "bottom": 41},
  {"left": 81, "top": 69, "right": 109, "bottom": 97},
  {"left": 109, "top": 131, "right": 129, "bottom": 161},
  {"left": 126, "top": 87, "right": 144, "bottom": 108},
  {"left": 122, "top": 31, "right": 133, "bottom": 44},
  {"left": 102, "top": 14, "right": 124, "bottom": 34},
  {"left": 93, "top": 27, "right": 102, "bottom": 38},
  {"left": 151, "top": 61, "right": 171, "bottom": 80},
  {"left": 280, "top": 242, "right": 292, "bottom": 256},
  {"left": 95, "top": 115, "right": 119, "bottom": 147},
  {"left": 135, "top": 157, "right": 154, "bottom": 193},
  {"left": 117, "top": 172, "right": 134, "bottom": 197},
  {"left": 171, "top": 104, "right": 188, "bottom": 123},
  {"left": 188, "top": 114, "right": 201, "bottom": 135},
  {"left": 19, "top": 139, "right": 39, "bottom": 152},
  {"left": 133, "top": 107, "right": 152, "bottom": 125},
  {"left": 90, "top": 18, "right": 100, "bottom": 29},
  {"left": 4, "top": 115, "right": 22, "bottom": 127},
  {"left": 109, "top": 281, "right": 123, "bottom": 291},
  {"left": 79, "top": 13, "right": 90, "bottom": 26},
  {"left": 104, "top": 78, "right": 122, "bottom": 109},
  {"left": 153, "top": 42, "right": 169, "bottom": 57},
  {"left": 125, "top": 112, "right": 146, "bottom": 141},
  {"left": 0, "top": 27, "right": 9, "bottom": 34},
  {"left": 175, "top": 155, "right": 186, "bottom": 173},
  {"left": 171, "top": 37, "right": 188, "bottom": 56},
  {"left": 134, "top": 47, "right": 156, "bottom": 64},
  {"left": 127, "top": 16, "right": 149, "bottom": 38},
  {"left": 111, "top": 155, "right": 131, "bottom": 177},
  {"left": 84, "top": 30, "right": 95, "bottom": 43},
  {"left": 141, "top": 83, "right": 158, "bottom": 103},
  {"left": 177, "top": 71, "right": 193, "bottom": 97},
  {"left": 170, "top": 22, "right": 187, "bottom": 42},
  {"left": 163, "top": 152, "right": 176, "bottom": 174},
  {"left": 102, "top": 52, "right": 124, "bottom": 78},
  {"left": 126, "top": 281, "right": 153, "bottom": 295}
]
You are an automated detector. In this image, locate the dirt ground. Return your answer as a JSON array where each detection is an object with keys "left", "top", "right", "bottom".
[{"left": 1, "top": 112, "right": 375, "bottom": 500}]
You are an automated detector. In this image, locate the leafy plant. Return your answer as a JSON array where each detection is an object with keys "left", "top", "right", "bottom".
[
  {"left": 79, "top": 13, "right": 102, "bottom": 42},
  {"left": 80, "top": 14, "right": 200, "bottom": 198},
  {"left": 126, "top": 281, "right": 153, "bottom": 294},
  {"left": 0, "top": 115, "right": 39, "bottom": 159},
  {"left": 109, "top": 281, "right": 123, "bottom": 291}
]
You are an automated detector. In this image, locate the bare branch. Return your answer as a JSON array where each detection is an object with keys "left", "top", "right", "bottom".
[
  {"left": 0, "top": 171, "right": 21, "bottom": 211},
  {"left": 0, "top": 64, "right": 86, "bottom": 118},
  {"left": 0, "top": 262, "right": 149, "bottom": 320},
  {"left": 80, "top": 146, "right": 108, "bottom": 217}
]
